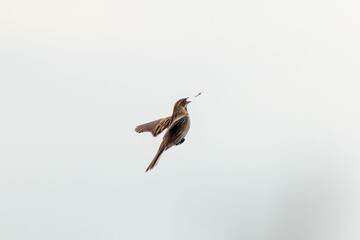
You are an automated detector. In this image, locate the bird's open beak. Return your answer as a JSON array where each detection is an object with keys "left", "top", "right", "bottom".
[{"left": 186, "top": 97, "right": 191, "bottom": 104}]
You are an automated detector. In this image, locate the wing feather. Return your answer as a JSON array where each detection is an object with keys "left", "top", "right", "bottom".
[
  {"left": 135, "top": 117, "right": 171, "bottom": 137},
  {"left": 165, "top": 114, "right": 189, "bottom": 145},
  {"left": 168, "top": 115, "right": 188, "bottom": 132}
]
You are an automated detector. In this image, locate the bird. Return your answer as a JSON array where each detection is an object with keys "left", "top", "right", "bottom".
[{"left": 135, "top": 97, "right": 191, "bottom": 172}]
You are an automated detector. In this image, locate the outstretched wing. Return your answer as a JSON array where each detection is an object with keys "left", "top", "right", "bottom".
[{"left": 135, "top": 116, "right": 171, "bottom": 137}]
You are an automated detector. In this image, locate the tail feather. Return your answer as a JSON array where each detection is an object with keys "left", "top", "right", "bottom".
[{"left": 145, "top": 145, "right": 166, "bottom": 172}]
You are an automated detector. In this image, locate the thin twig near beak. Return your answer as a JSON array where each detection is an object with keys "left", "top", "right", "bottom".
[{"left": 194, "top": 92, "right": 202, "bottom": 97}]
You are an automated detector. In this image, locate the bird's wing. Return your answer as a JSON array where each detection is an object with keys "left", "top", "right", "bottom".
[
  {"left": 135, "top": 116, "right": 172, "bottom": 137},
  {"left": 168, "top": 114, "right": 189, "bottom": 135}
]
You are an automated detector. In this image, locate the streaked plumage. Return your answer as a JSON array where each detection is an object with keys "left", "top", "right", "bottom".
[{"left": 135, "top": 97, "right": 191, "bottom": 172}]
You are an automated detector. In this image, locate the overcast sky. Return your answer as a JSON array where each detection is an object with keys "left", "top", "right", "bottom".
[{"left": 1, "top": 0, "right": 360, "bottom": 239}]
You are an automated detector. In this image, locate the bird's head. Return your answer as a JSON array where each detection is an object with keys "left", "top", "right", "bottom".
[{"left": 173, "top": 97, "right": 191, "bottom": 113}]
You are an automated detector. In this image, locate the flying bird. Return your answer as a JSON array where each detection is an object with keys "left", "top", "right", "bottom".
[{"left": 135, "top": 97, "right": 191, "bottom": 172}]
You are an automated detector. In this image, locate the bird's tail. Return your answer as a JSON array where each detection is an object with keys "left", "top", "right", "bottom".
[{"left": 145, "top": 144, "right": 166, "bottom": 172}]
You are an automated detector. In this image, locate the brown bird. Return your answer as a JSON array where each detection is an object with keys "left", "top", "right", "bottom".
[{"left": 135, "top": 97, "right": 191, "bottom": 172}]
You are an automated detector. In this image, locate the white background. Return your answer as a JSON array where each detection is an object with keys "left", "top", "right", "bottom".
[{"left": 1, "top": 0, "right": 359, "bottom": 239}]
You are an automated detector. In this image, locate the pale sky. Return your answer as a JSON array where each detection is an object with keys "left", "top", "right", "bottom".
[{"left": 1, "top": 0, "right": 360, "bottom": 239}]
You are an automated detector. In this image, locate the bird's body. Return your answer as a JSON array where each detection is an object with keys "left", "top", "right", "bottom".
[{"left": 135, "top": 98, "right": 191, "bottom": 172}]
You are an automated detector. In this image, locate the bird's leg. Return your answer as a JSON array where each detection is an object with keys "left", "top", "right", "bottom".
[{"left": 176, "top": 138, "right": 185, "bottom": 146}]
